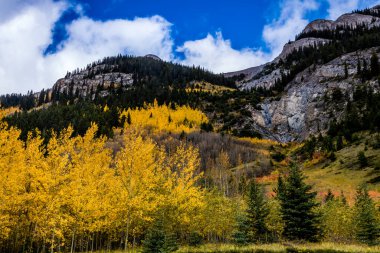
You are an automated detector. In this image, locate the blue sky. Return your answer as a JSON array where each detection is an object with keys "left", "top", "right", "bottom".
[
  {"left": 58, "top": 0, "right": 278, "bottom": 52},
  {"left": 48, "top": 0, "right": 324, "bottom": 55},
  {"left": 0, "top": 0, "right": 380, "bottom": 93}
]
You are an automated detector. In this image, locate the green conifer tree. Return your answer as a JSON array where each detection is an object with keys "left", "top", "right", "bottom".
[
  {"left": 142, "top": 219, "right": 166, "bottom": 253},
  {"left": 358, "top": 151, "right": 368, "bottom": 168},
  {"left": 127, "top": 112, "right": 132, "bottom": 125},
  {"left": 142, "top": 218, "right": 178, "bottom": 253},
  {"left": 344, "top": 61, "right": 349, "bottom": 79},
  {"left": 336, "top": 135, "right": 343, "bottom": 150},
  {"left": 233, "top": 179, "right": 270, "bottom": 245},
  {"left": 354, "top": 185, "right": 380, "bottom": 245},
  {"left": 232, "top": 214, "right": 250, "bottom": 245},
  {"left": 370, "top": 52, "right": 379, "bottom": 78},
  {"left": 277, "top": 166, "right": 322, "bottom": 241},
  {"left": 324, "top": 189, "right": 335, "bottom": 203},
  {"left": 246, "top": 179, "right": 270, "bottom": 242}
]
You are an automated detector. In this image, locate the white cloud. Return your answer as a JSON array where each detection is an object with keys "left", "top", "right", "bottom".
[
  {"left": 327, "top": 0, "right": 360, "bottom": 20},
  {"left": 0, "top": 0, "right": 173, "bottom": 94},
  {"left": 177, "top": 32, "right": 269, "bottom": 73},
  {"left": 327, "top": 0, "right": 380, "bottom": 20},
  {"left": 176, "top": 0, "right": 320, "bottom": 73},
  {"left": 0, "top": 0, "right": 67, "bottom": 94},
  {"left": 263, "top": 0, "right": 319, "bottom": 57}
]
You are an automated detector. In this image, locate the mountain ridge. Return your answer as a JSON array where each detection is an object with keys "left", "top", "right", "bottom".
[{"left": 2, "top": 6, "right": 380, "bottom": 143}]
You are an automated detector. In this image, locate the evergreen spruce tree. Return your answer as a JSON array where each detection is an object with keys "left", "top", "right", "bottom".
[
  {"left": 344, "top": 61, "right": 349, "bottom": 79},
  {"left": 324, "top": 189, "right": 335, "bottom": 203},
  {"left": 358, "top": 151, "right": 368, "bottom": 168},
  {"left": 370, "top": 52, "right": 379, "bottom": 78},
  {"left": 127, "top": 112, "right": 132, "bottom": 125},
  {"left": 38, "top": 89, "right": 45, "bottom": 106},
  {"left": 336, "top": 135, "right": 343, "bottom": 150},
  {"left": 277, "top": 166, "right": 321, "bottom": 241},
  {"left": 232, "top": 214, "right": 250, "bottom": 245},
  {"left": 362, "top": 60, "right": 368, "bottom": 81},
  {"left": 341, "top": 191, "right": 348, "bottom": 206},
  {"left": 354, "top": 185, "right": 380, "bottom": 245},
  {"left": 142, "top": 219, "right": 166, "bottom": 253},
  {"left": 142, "top": 218, "right": 178, "bottom": 253},
  {"left": 162, "top": 232, "right": 179, "bottom": 253},
  {"left": 233, "top": 179, "right": 269, "bottom": 244},
  {"left": 246, "top": 179, "right": 270, "bottom": 242}
]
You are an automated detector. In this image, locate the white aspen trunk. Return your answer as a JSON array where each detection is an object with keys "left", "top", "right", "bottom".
[
  {"left": 219, "top": 169, "right": 223, "bottom": 195},
  {"left": 91, "top": 233, "right": 94, "bottom": 252},
  {"left": 51, "top": 230, "right": 55, "bottom": 253},
  {"left": 124, "top": 217, "right": 130, "bottom": 251},
  {"left": 70, "top": 230, "right": 75, "bottom": 253}
]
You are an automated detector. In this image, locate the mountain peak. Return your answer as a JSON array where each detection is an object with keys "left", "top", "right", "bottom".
[{"left": 144, "top": 54, "right": 162, "bottom": 61}]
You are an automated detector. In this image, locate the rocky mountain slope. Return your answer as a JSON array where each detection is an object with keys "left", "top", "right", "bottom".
[
  {"left": 225, "top": 5, "right": 380, "bottom": 142},
  {"left": 248, "top": 48, "right": 380, "bottom": 142}
]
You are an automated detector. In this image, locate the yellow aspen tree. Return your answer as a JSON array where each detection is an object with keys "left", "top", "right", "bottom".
[
  {"left": 0, "top": 123, "right": 25, "bottom": 246},
  {"left": 163, "top": 143, "right": 205, "bottom": 236},
  {"left": 120, "top": 102, "right": 208, "bottom": 133},
  {"left": 64, "top": 124, "right": 115, "bottom": 251},
  {"left": 216, "top": 150, "right": 231, "bottom": 196},
  {"left": 115, "top": 127, "right": 163, "bottom": 250},
  {"left": 43, "top": 127, "right": 78, "bottom": 252}
]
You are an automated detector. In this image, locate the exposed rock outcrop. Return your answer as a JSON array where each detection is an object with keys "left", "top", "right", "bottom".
[
  {"left": 302, "top": 13, "right": 380, "bottom": 34},
  {"left": 247, "top": 48, "right": 380, "bottom": 142},
  {"left": 232, "top": 38, "right": 331, "bottom": 90},
  {"left": 52, "top": 64, "right": 134, "bottom": 99}
]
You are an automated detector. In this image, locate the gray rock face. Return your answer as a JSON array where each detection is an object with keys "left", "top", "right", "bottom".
[
  {"left": 53, "top": 64, "right": 134, "bottom": 99},
  {"left": 224, "top": 64, "right": 265, "bottom": 81},
  {"left": 229, "top": 37, "right": 331, "bottom": 91},
  {"left": 302, "top": 13, "right": 380, "bottom": 34},
  {"left": 277, "top": 38, "right": 331, "bottom": 60},
  {"left": 248, "top": 49, "right": 380, "bottom": 142},
  {"left": 237, "top": 65, "right": 283, "bottom": 90},
  {"left": 303, "top": 19, "right": 334, "bottom": 33},
  {"left": 224, "top": 7, "right": 380, "bottom": 142},
  {"left": 144, "top": 54, "right": 162, "bottom": 61}
]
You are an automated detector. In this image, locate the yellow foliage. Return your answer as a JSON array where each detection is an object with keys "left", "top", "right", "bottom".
[
  {"left": 185, "top": 81, "right": 236, "bottom": 94},
  {"left": 120, "top": 100, "right": 208, "bottom": 134},
  {"left": 0, "top": 121, "right": 205, "bottom": 251},
  {"left": 114, "top": 127, "right": 205, "bottom": 242},
  {"left": 320, "top": 200, "right": 355, "bottom": 242}
]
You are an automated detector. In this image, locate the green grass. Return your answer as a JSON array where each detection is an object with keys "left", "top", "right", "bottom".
[
  {"left": 259, "top": 132, "right": 380, "bottom": 204},
  {"left": 176, "top": 243, "right": 380, "bottom": 253},
  {"left": 95, "top": 243, "right": 380, "bottom": 253},
  {"left": 303, "top": 133, "right": 380, "bottom": 204}
]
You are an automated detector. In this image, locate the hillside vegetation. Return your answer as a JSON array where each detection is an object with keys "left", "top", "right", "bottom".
[{"left": 1, "top": 102, "right": 380, "bottom": 252}]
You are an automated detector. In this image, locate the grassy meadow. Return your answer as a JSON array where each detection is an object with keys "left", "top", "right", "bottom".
[
  {"left": 257, "top": 132, "right": 380, "bottom": 203},
  {"left": 95, "top": 243, "right": 380, "bottom": 253}
]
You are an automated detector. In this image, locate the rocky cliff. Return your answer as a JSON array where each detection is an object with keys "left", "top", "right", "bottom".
[
  {"left": 248, "top": 48, "right": 380, "bottom": 142},
  {"left": 225, "top": 6, "right": 380, "bottom": 142},
  {"left": 52, "top": 64, "right": 134, "bottom": 100}
]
